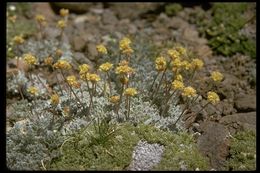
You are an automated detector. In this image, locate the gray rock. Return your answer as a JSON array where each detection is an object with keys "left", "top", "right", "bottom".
[
  {"left": 234, "top": 94, "right": 256, "bottom": 112},
  {"left": 73, "top": 52, "right": 94, "bottom": 68},
  {"left": 197, "top": 121, "right": 230, "bottom": 170},
  {"left": 72, "top": 36, "right": 86, "bottom": 51},
  {"left": 102, "top": 9, "right": 118, "bottom": 25},
  {"left": 127, "top": 140, "right": 164, "bottom": 171},
  {"left": 86, "top": 42, "right": 98, "bottom": 60}
]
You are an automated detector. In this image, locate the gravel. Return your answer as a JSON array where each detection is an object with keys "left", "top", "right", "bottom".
[{"left": 127, "top": 140, "right": 164, "bottom": 171}]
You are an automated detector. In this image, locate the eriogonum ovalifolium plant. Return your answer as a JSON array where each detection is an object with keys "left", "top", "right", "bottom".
[{"left": 7, "top": 9, "right": 224, "bottom": 170}]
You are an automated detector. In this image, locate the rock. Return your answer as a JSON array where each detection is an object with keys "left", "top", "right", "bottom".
[
  {"left": 102, "top": 9, "right": 118, "bottom": 25},
  {"left": 183, "top": 27, "right": 199, "bottom": 42},
  {"left": 197, "top": 121, "right": 230, "bottom": 170},
  {"left": 219, "top": 112, "right": 256, "bottom": 132},
  {"left": 50, "top": 2, "right": 93, "bottom": 14},
  {"left": 127, "top": 140, "right": 164, "bottom": 171},
  {"left": 73, "top": 52, "right": 94, "bottom": 68},
  {"left": 216, "top": 99, "right": 236, "bottom": 116},
  {"left": 234, "top": 94, "right": 256, "bottom": 112},
  {"left": 72, "top": 36, "right": 86, "bottom": 51},
  {"left": 86, "top": 43, "right": 98, "bottom": 60}
]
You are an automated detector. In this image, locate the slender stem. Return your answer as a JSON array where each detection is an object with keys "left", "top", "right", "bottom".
[
  {"left": 173, "top": 104, "right": 189, "bottom": 126},
  {"left": 35, "top": 74, "right": 51, "bottom": 97},
  {"left": 116, "top": 83, "right": 124, "bottom": 119},
  {"left": 151, "top": 69, "right": 166, "bottom": 102},
  {"left": 149, "top": 71, "right": 159, "bottom": 93},
  {"left": 85, "top": 79, "right": 93, "bottom": 112},
  {"left": 160, "top": 89, "right": 177, "bottom": 117},
  {"left": 127, "top": 97, "right": 131, "bottom": 120},
  {"left": 195, "top": 102, "right": 210, "bottom": 115},
  {"left": 52, "top": 67, "right": 64, "bottom": 95},
  {"left": 106, "top": 72, "right": 112, "bottom": 96},
  {"left": 12, "top": 71, "right": 24, "bottom": 100}
]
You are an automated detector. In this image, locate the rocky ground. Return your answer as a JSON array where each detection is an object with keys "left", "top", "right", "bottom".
[{"left": 6, "top": 2, "right": 256, "bottom": 170}]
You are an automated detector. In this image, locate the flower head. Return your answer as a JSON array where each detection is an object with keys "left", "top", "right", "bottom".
[
  {"left": 168, "top": 49, "right": 180, "bottom": 60},
  {"left": 23, "top": 53, "right": 37, "bottom": 65},
  {"left": 53, "top": 60, "right": 72, "bottom": 70},
  {"left": 99, "top": 62, "right": 113, "bottom": 72},
  {"left": 181, "top": 60, "right": 191, "bottom": 70},
  {"left": 96, "top": 44, "right": 108, "bottom": 55},
  {"left": 66, "top": 75, "right": 80, "bottom": 88},
  {"left": 35, "top": 14, "right": 46, "bottom": 23},
  {"left": 176, "top": 46, "right": 187, "bottom": 56},
  {"left": 171, "top": 80, "right": 184, "bottom": 90},
  {"left": 57, "top": 20, "right": 66, "bottom": 29},
  {"left": 211, "top": 71, "right": 224, "bottom": 82},
  {"left": 207, "top": 91, "right": 220, "bottom": 105},
  {"left": 119, "top": 76, "right": 129, "bottom": 84},
  {"left": 109, "top": 95, "right": 120, "bottom": 104},
  {"left": 8, "top": 15, "right": 17, "bottom": 23},
  {"left": 50, "top": 94, "right": 60, "bottom": 105},
  {"left": 182, "top": 86, "right": 197, "bottom": 98},
  {"left": 60, "top": 8, "right": 69, "bottom": 17},
  {"left": 79, "top": 64, "right": 90, "bottom": 74},
  {"left": 115, "top": 65, "right": 135, "bottom": 75},
  {"left": 124, "top": 88, "right": 137, "bottom": 97},
  {"left": 118, "top": 60, "right": 129, "bottom": 66},
  {"left": 27, "top": 86, "right": 38, "bottom": 96},
  {"left": 119, "top": 37, "right": 133, "bottom": 54},
  {"left": 81, "top": 73, "right": 101, "bottom": 82},
  {"left": 176, "top": 74, "right": 183, "bottom": 82},
  {"left": 171, "top": 58, "right": 182, "bottom": 69},
  {"left": 44, "top": 56, "right": 53, "bottom": 65},
  {"left": 155, "top": 56, "right": 167, "bottom": 72},
  {"left": 191, "top": 58, "right": 204, "bottom": 70},
  {"left": 13, "top": 35, "right": 24, "bottom": 44}
]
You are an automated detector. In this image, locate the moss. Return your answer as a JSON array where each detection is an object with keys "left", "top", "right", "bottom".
[
  {"left": 49, "top": 123, "right": 209, "bottom": 170},
  {"left": 165, "top": 3, "right": 183, "bottom": 16},
  {"left": 193, "top": 3, "right": 256, "bottom": 58},
  {"left": 227, "top": 130, "right": 256, "bottom": 171}
]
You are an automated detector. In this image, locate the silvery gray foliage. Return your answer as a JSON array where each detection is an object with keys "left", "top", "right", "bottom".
[
  {"left": 7, "top": 70, "right": 28, "bottom": 95},
  {"left": 7, "top": 99, "right": 30, "bottom": 123},
  {"left": 19, "top": 38, "right": 73, "bottom": 62}
]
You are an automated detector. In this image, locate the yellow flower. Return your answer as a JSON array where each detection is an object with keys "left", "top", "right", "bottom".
[
  {"left": 118, "top": 60, "right": 129, "bottom": 66},
  {"left": 35, "top": 14, "right": 46, "bottom": 23},
  {"left": 211, "top": 71, "right": 224, "bottom": 82},
  {"left": 171, "top": 58, "right": 182, "bottom": 68},
  {"left": 207, "top": 91, "right": 220, "bottom": 105},
  {"left": 176, "top": 46, "right": 187, "bottom": 56},
  {"left": 109, "top": 95, "right": 120, "bottom": 104},
  {"left": 79, "top": 64, "right": 90, "bottom": 74},
  {"left": 119, "top": 37, "right": 131, "bottom": 50},
  {"left": 181, "top": 60, "right": 191, "bottom": 70},
  {"left": 176, "top": 74, "right": 183, "bottom": 82},
  {"left": 53, "top": 60, "right": 72, "bottom": 70},
  {"left": 57, "top": 20, "right": 66, "bottom": 29},
  {"left": 27, "top": 86, "right": 38, "bottom": 95},
  {"left": 13, "top": 35, "right": 24, "bottom": 44},
  {"left": 115, "top": 65, "right": 135, "bottom": 75},
  {"left": 182, "top": 86, "right": 197, "bottom": 98},
  {"left": 171, "top": 80, "right": 184, "bottom": 90},
  {"left": 8, "top": 15, "right": 17, "bottom": 23},
  {"left": 66, "top": 75, "right": 80, "bottom": 88},
  {"left": 99, "top": 62, "right": 113, "bottom": 72},
  {"left": 50, "top": 94, "right": 60, "bottom": 105},
  {"left": 23, "top": 53, "right": 37, "bottom": 65},
  {"left": 60, "top": 8, "right": 69, "bottom": 17},
  {"left": 122, "top": 47, "right": 134, "bottom": 55},
  {"left": 96, "top": 44, "right": 108, "bottom": 54},
  {"left": 168, "top": 49, "right": 180, "bottom": 60},
  {"left": 124, "top": 88, "right": 137, "bottom": 97},
  {"left": 119, "top": 76, "right": 129, "bottom": 84},
  {"left": 81, "top": 73, "right": 101, "bottom": 82},
  {"left": 44, "top": 56, "right": 53, "bottom": 65},
  {"left": 191, "top": 58, "right": 204, "bottom": 70},
  {"left": 155, "top": 56, "right": 167, "bottom": 72}
]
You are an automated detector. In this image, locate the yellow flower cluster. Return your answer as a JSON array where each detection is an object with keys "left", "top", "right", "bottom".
[
  {"left": 124, "top": 88, "right": 137, "bottom": 96},
  {"left": 176, "top": 46, "right": 187, "bottom": 56},
  {"left": 13, "top": 35, "right": 24, "bottom": 44},
  {"left": 109, "top": 95, "right": 120, "bottom": 103},
  {"left": 171, "top": 58, "right": 182, "bottom": 69},
  {"left": 50, "top": 94, "right": 60, "bottom": 105},
  {"left": 207, "top": 91, "right": 220, "bottom": 105},
  {"left": 182, "top": 86, "right": 197, "bottom": 98},
  {"left": 211, "top": 71, "right": 224, "bottom": 82},
  {"left": 119, "top": 37, "right": 133, "bottom": 54},
  {"left": 81, "top": 73, "right": 101, "bottom": 82},
  {"left": 96, "top": 44, "right": 108, "bottom": 55},
  {"left": 99, "top": 62, "right": 113, "bottom": 72},
  {"left": 155, "top": 56, "right": 167, "bottom": 72},
  {"left": 176, "top": 74, "right": 183, "bottom": 82},
  {"left": 35, "top": 14, "right": 46, "bottom": 24},
  {"left": 66, "top": 75, "right": 80, "bottom": 88},
  {"left": 181, "top": 60, "right": 191, "bottom": 70},
  {"left": 27, "top": 86, "right": 38, "bottom": 95},
  {"left": 79, "top": 64, "right": 90, "bottom": 74},
  {"left": 168, "top": 49, "right": 180, "bottom": 60},
  {"left": 23, "top": 53, "right": 37, "bottom": 65},
  {"left": 171, "top": 80, "right": 184, "bottom": 90},
  {"left": 44, "top": 57, "right": 53, "bottom": 65},
  {"left": 118, "top": 60, "right": 129, "bottom": 66},
  {"left": 119, "top": 76, "right": 129, "bottom": 84},
  {"left": 191, "top": 58, "right": 204, "bottom": 70},
  {"left": 60, "top": 8, "right": 69, "bottom": 17},
  {"left": 57, "top": 20, "right": 66, "bottom": 29},
  {"left": 53, "top": 60, "right": 72, "bottom": 70},
  {"left": 115, "top": 65, "right": 135, "bottom": 75}
]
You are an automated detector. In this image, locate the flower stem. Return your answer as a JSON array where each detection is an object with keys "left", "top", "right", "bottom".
[{"left": 151, "top": 69, "right": 166, "bottom": 102}]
